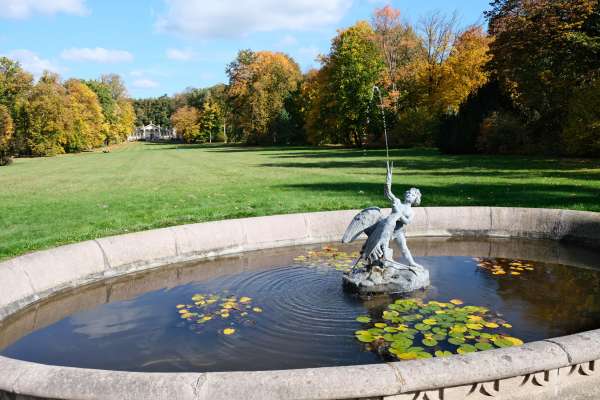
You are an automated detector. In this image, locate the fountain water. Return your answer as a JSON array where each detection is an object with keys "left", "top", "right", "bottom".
[{"left": 342, "top": 87, "right": 430, "bottom": 294}]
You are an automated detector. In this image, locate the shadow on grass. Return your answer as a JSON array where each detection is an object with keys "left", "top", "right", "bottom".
[{"left": 278, "top": 182, "right": 600, "bottom": 211}]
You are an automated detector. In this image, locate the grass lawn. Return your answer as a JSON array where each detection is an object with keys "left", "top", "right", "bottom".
[{"left": 1, "top": 142, "right": 599, "bottom": 260}]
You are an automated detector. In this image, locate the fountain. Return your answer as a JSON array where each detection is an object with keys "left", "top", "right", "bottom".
[
  {"left": 0, "top": 85, "right": 599, "bottom": 398},
  {"left": 341, "top": 161, "right": 430, "bottom": 293},
  {"left": 341, "top": 86, "right": 429, "bottom": 294}
]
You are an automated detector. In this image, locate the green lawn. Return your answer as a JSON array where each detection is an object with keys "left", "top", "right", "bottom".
[{"left": 1, "top": 142, "right": 599, "bottom": 260}]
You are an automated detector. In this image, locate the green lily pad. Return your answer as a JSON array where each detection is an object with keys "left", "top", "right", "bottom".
[{"left": 475, "top": 342, "right": 494, "bottom": 351}]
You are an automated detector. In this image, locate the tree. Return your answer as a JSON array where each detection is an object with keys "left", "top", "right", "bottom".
[
  {"left": 227, "top": 50, "right": 302, "bottom": 144},
  {"left": 303, "top": 68, "right": 340, "bottom": 145},
  {"left": 198, "top": 97, "right": 222, "bottom": 143},
  {"left": 171, "top": 106, "right": 201, "bottom": 143},
  {"left": 64, "top": 79, "right": 105, "bottom": 151},
  {"left": 321, "top": 21, "right": 385, "bottom": 146},
  {"left": 416, "top": 11, "right": 459, "bottom": 111},
  {"left": 100, "top": 73, "right": 128, "bottom": 100},
  {"left": 371, "top": 5, "right": 421, "bottom": 110},
  {"left": 113, "top": 99, "right": 136, "bottom": 142},
  {"left": 20, "top": 72, "right": 69, "bottom": 156},
  {"left": 562, "top": 78, "right": 600, "bottom": 156},
  {"left": 133, "top": 95, "right": 175, "bottom": 127},
  {"left": 84, "top": 75, "right": 135, "bottom": 145},
  {"left": 438, "top": 25, "right": 491, "bottom": 113},
  {"left": 0, "top": 57, "right": 33, "bottom": 112},
  {"left": 0, "top": 104, "right": 13, "bottom": 165},
  {"left": 486, "top": 0, "right": 600, "bottom": 148}
]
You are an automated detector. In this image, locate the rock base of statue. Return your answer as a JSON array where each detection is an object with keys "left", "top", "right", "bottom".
[{"left": 342, "top": 260, "right": 430, "bottom": 294}]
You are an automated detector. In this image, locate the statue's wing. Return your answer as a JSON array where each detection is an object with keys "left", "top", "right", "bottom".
[
  {"left": 361, "top": 220, "right": 388, "bottom": 261},
  {"left": 342, "top": 207, "right": 383, "bottom": 243}
]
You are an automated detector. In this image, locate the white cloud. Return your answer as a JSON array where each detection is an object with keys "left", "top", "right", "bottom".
[
  {"left": 133, "top": 79, "right": 159, "bottom": 88},
  {"left": 156, "top": 0, "right": 351, "bottom": 38},
  {"left": 61, "top": 47, "right": 133, "bottom": 63},
  {"left": 166, "top": 48, "right": 194, "bottom": 61},
  {"left": 0, "top": 0, "right": 88, "bottom": 19},
  {"left": 278, "top": 35, "right": 298, "bottom": 46},
  {"left": 3, "top": 49, "right": 60, "bottom": 77}
]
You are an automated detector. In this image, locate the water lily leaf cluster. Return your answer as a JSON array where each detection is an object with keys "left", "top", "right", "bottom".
[
  {"left": 355, "top": 298, "right": 523, "bottom": 361},
  {"left": 475, "top": 257, "right": 535, "bottom": 276},
  {"left": 175, "top": 292, "right": 262, "bottom": 335},
  {"left": 293, "top": 246, "right": 360, "bottom": 272}
]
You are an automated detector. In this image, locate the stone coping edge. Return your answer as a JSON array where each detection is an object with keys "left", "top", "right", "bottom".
[{"left": 0, "top": 207, "right": 598, "bottom": 400}]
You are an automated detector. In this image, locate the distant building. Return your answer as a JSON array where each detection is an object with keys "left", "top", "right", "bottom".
[{"left": 128, "top": 123, "right": 178, "bottom": 141}]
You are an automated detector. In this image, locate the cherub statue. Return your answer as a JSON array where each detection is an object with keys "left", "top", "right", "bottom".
[{"left": 342, "top": 162, "right": 428, "bottom": 293}]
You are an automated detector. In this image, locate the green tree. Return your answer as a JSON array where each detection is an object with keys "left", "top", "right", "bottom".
[
  {"left": 133, "top": 95, "right": 175, "bottom": 127},
  {"left": 84, "top": 75, "right": 135, "bottom": 144},
  {"left": 0, "top": 57, "right": 33, "bottom": 112},
  {"left": 322, "top": 21, "right": 384, "bottom": 146}
]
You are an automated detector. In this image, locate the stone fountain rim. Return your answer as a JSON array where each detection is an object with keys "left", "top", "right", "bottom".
[{"left": 0, "top": 206, "right": 599, "bottom": 400}]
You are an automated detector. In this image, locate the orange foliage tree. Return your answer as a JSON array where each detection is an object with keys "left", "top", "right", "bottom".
[{"left": 227, "top": 50, "right": 301, "bottom": 144}]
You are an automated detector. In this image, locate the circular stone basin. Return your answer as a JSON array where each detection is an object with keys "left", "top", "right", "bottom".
[{"left": 2, "top": 237, "right": 599, "bottom": 373}]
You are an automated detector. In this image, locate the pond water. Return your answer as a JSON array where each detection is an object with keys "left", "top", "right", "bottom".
[{"left": 1, "top": 237, "right": 599, "bottom": 372}]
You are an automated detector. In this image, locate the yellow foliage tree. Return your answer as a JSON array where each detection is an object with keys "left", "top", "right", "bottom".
[
  {"left": 171, "top": 106, "right": 201, "bottom": 143},
  {"left": 0, "top": 104, "right": 13, "bottom": 165},
  {"left": 21, "top": 72, "right": 69, "bottom": 156},
  {"left": 227, "top": 50, "right": 301, "bottom": 144},
  {"left": 64, "top": 79, "right": 106, "bottom": 151},
  {"left": 113, "top": 99, "right": 136, "bottom": 142},
  {"left": 438, "top": 26, "right": 491, "bottom": 112}
]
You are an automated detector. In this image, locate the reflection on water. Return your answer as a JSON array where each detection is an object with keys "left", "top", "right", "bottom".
[{"left": 0, "top": 237, "right": 599, "bottom": 372}]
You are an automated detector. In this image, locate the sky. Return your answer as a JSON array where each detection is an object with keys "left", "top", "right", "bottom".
[{"left": 0, "top": 0, "right": 490, "bottom": 99}]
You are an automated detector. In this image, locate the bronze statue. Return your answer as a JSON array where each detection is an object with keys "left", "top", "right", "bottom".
[{"left": 342, "top": 162, "right": 429, "bottom": 294}]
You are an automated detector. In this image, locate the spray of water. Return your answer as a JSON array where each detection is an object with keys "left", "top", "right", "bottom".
[{"left": 368, "top": 86, "right": 390, "bottom": 163}]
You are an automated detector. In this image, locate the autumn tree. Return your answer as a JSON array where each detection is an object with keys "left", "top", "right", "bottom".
[
  {"left": 486, "top": 0, "right": 600, "bottom": 147},
  {"left": 0, "top": 57, "right": 33, "bottom": 112},
  {"left": 64, "top": 79, "right": 106, "bottom": 151},
  {"left": 438, "top": 25, "right": 491, "bottom": 112},
  {"left": 371, "top": 5, "right": 421, "bottom": 110},
  {"left": 171, "top": 106, "right": 201, "bottom": 143},
  {"left": 100, "top": 74, "right": 128, "bottom": 101},
  {"left": 0, "top": 105, "right": 13, "bottom": 165},
  {"left": 84, "top": 75, "right": 135, "bottom": 144},
  {"left": 321, "top": 21, "right": 384, "bottom": 146},
  {"left": 562, "top": 78, "right": 600, "bottom": 156},
  {"left": 20, "top": 72, "right": 69, "bottom": 156},
  {"left": 198, "top": 97, "right": 222, "bottom": 143},
  {"left": 416, "top": 11, "right": 459, "bottom": 111},
  {"left": 227, "top": 50, "right": 302, "bottom": 144}
]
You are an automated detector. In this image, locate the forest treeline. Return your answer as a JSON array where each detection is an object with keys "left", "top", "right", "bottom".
[
  {"left": 1, "top": 0, "right": 599, "bottom": 166},
  {"left": 0, "top": 66, "right": 135, "bottom": 165},
  {"left": 136, "top": 0, "right": 600, "bottom": 157}
]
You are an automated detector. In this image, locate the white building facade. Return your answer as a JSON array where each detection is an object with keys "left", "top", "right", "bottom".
[{"left": 128, "top": 123, "right": 178, "bottom": 141}]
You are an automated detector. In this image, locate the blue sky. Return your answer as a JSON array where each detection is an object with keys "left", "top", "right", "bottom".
[{"left": 0, "top": 0, "right": 490, "bottom": 98}]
